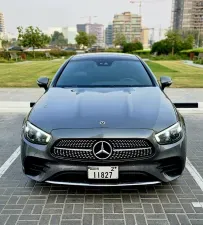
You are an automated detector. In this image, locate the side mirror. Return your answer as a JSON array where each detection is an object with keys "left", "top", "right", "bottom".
[
  {"left": 160, "top": 76, "right": 172, "bottom": 90},
  {"left": 37, "top": 77, "right": 49, "bottom": 91}
]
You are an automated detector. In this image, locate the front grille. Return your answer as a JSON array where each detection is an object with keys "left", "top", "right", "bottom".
[{"left": 51, "top": 139, "right": 154, "bottom": 161}]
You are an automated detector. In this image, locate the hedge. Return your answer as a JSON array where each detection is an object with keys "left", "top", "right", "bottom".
[
  {"left": 148, "top": 54, "right": 184, "bottom": 60},
  {"left": 123, "top": 42, "right": 143, "bottom": 53},
  {"left": 0, "top": 57, "right": 8, "bottom": 63},
  {"left": 193, "top": 59, "right": 203, "bottom": 64},
  {"left": 25, "top": 50, "right": 76, "bottom": 58},
  {"left": 0, "top": 51, "right": 12, "bottom": 60},
  {"left": 0, "top": 50, "right": 76, "bottom": 61},
  {"left": 180, "top": 48, "right": 203, "bottom": 58},
  {"left": 135, "top": 53, "right": 188, "bottom": 60},
  {"left": 132, "top": 50, "right": 151, "bottom": 56},
  {"left": 180, "top": 48, "right": 203, "bottom": 53},
  {"left": 134, "top": 49, "right": 151, "bottom": 53},
  {"left": 104, "top": 48, "right": 122, "bottom": 53}
]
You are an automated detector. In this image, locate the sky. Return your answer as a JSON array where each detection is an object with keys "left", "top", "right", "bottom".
[{"left": 1, "top": 0, "right": 172, "bottom": 35}]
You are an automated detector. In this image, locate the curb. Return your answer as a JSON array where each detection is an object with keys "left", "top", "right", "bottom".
[
  {"left": 0, "top": 101, "right": 203, "bottom": 108},
  {"left": 0, "top": 101, "right": 30, "bottom": 108}
]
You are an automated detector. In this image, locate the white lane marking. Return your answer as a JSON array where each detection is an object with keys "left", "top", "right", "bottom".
[
  {"left": 192, "top": 202, "right": 203, "bottom": 208},
  {"left": 186, "top": 158, "right": 203, "bottom": 192},
  {"left": 199, "top": 102, "right": 203, "bottom": 108},
  {"left": 0, "top": 146, "right": 21, "bottom": 178}
]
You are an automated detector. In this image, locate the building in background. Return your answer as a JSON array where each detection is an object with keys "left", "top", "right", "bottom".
[
  {"left": 62, "top": 27, "right": 78, "bottom": 44},
  {"left": 150, "top": 27, "right": 167, "bottom": 43},
  {"left": 0, "top": 12, "right": 5, "bottom": 35},
  {"left": 87, "top": 24, "right": 104, "bottom": 47},
  {"left": 171, "top": 0, "right": 184, "bottom": 30},
  {"left": 113, "top": 12, "right": 142, "bottom": 43},
  {"left": 141, "top": 27, "right": 149, "bottom": 49},
  {"left": 171, "top": 0, "right": 203, "bottom": 31},
  {"left": 62, "top": 27, "right": 69, "bottom": 40},
  {"left": 67, "top": 27, "right": 78, "bottom": 44},
  {"left": 76, "top": 23, "right": 104, "bottom": 47},
  {"left": 105, "top": 24, "right": 113, "bottom": 47},
  {"left": 44, "top": 26, "right": 78, "bottom": 44},
  {"left": 77, "top": 24, "right": 87, "bottom": 33},
  {"left": 44, "top": 27, "right": 62, "bottom": 36},
  {"left": 3, "top": 32, "right": 17, "bottom": 41}
]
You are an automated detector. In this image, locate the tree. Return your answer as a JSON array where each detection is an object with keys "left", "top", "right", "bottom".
[
  {"left": 151, "top": 40, "right": 171, "bottom": 55},
  {"left": 75, "top": 31, "right": 89, "bottom": 48},
  {"left": 151, "top": 30, "right": 194, "bottom": 55},
  {"left": 1, "top": 39, "right": 11, "bottom": 50},
  {"left": 10, "top": 38, "right": 19, "bottom": 47},
  {"left": 123, "top": 42, "right": 143, "bottom": 53},
  {"left": 182, "top": 34, "right": 194, "bottom": 49},
  {"left": 17, "top": 26, "right": 50, "bottom": 57},
  {"left": 51, "top": 31, "right": 68, "bottom": 47},
  {"left": 88, "top": 34, "right": 97, "bottom": 47},
  {"left": 113, "top": 33, "right": 126, "bottom": 47},
  {"left": 165, "top": 30, "right": 183, "bottom": 55},
  {"left": 180, "top": 29, "right": 200, "bottom": 48}
]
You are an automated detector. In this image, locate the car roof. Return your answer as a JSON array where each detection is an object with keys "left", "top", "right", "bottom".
[{"left": 71, "top": 53, "right": 140, "bottom": 61}]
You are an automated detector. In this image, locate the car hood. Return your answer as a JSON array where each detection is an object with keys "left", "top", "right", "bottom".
[{"left": 29, "top": 87, "right": 177, "bottom": 133}]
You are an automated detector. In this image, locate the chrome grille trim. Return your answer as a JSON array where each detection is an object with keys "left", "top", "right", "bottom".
[
  {"left": 53, "top": 147, "right": 92, "bottom": 152},
  {"left": 113, "top": 147, "right": 152, "bottom": 152},
  {"left": 46, "top": 180, "right": 161, "bottom": 187}
]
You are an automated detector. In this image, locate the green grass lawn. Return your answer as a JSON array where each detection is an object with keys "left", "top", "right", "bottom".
[
  {"left": 149, "top": 61, "right": 203, "bottom": 88},
  {"left": 146, "top": 61, "right": 177, "bottom": 73},
  {"left": 0, "top": 60, "right": 65, "bottom": 87},
  {"left": 0, "top": 60, "right": 202, "bottom": 87}
]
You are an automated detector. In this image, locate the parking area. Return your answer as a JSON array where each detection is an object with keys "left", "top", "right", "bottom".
[{"left": 0, "top": 112, "right": 202, "bottom": 225}]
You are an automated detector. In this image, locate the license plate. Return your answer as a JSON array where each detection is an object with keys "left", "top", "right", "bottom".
[{"left": 88, "top": 166, "right": 118, "bottom": 179}]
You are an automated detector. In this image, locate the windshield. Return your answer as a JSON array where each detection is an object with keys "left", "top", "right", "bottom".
[{"left": 55, "top": 59, "right": 153, "bottom": 87}]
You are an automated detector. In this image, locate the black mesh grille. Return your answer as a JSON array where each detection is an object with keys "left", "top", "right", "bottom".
[
  {"left": 55, "top": 139, "right": 95, "bottom": 149},
  {"left": 51, "top": 139, "right": 154, "bottom": 161},
  {"left": 110, "top": 139, "right": 151, "bottom": 149}
]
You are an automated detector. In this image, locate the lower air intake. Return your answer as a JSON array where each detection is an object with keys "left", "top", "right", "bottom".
[{"left": 157, "top": 157, "right": 184, "bottom": 177}]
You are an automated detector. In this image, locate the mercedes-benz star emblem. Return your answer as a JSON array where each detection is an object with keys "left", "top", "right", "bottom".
[{"left": 93, "top": 141, "right": 112, "bottom": 160}]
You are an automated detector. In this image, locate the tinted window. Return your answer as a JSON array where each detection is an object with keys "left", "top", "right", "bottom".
[{"left": 56, "top": 59, "right": 153, "bottom": 87}]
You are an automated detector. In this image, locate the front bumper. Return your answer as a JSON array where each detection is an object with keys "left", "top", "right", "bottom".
[{"left": 21, "top": 128, "right": 187, "bottom": 186}]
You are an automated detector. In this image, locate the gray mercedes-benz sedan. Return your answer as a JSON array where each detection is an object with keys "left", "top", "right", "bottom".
[{"left": 21, "top": 53, "right": 187, "bottom": 186}]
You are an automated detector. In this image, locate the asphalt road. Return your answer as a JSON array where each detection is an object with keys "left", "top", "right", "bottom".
[{"left": 0, "top": 112, "right": 203, "bottom": 225}]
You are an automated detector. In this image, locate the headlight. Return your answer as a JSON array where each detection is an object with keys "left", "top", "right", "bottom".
[
  {"left": 23, "top": 121, "right": 51, "bottom": 145},
  {"left": 155, "top": 122, "right": 183, "bottom": 145}
]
